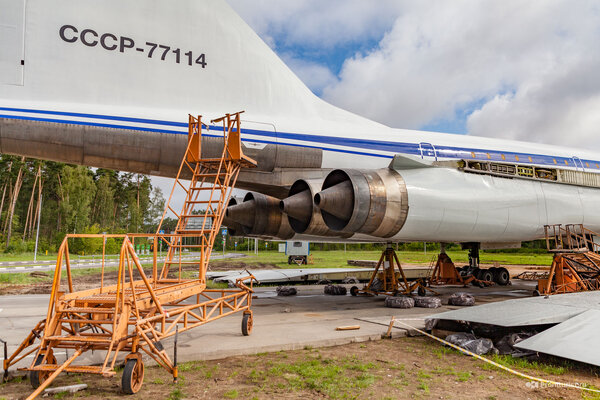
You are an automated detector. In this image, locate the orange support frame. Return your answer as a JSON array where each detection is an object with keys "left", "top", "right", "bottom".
[
  {"left": 350, "top": 247, "right": 435, "bottom": 297},
  {"left": 5, "top": 112, "right": 258, "bottom": 399}
]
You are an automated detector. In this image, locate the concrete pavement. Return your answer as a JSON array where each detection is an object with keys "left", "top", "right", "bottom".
[{"left": 0, "top": 281, "right": 535, "bottom": 373}]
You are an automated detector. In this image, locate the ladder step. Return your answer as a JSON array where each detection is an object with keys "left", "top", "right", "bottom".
[
  {"left": 195, "top": 173, "right": 225, "bottom": 177},
  {"left": 45, "top": 335, "right": 112, "bottom": 343},
  {"left": 189, "top": 186, "right": 224, "bottom": 191},
  {"left": 60, "top": 307, "right": 116, "bottom": 314},
  {"left": 163, "top": 261, "right": 200, "bottom": 264},
  {"left": 31, "top": 365, "right": 114, "bottom": 375}
]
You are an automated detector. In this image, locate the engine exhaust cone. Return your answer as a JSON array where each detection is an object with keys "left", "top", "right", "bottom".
[
  {"left": 314, "top": 180, "right": 354, "bottom": 221},
  {"left": 279, "top": 190, "right": 313, "bottom": 223},
  {"left": 225, "top": 200, "right": 256, "bottom": 228}
]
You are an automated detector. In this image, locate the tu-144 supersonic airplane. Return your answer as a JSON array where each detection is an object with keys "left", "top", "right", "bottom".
[{"left": 1, "top": 0, "right": 600, "bottom": 257}]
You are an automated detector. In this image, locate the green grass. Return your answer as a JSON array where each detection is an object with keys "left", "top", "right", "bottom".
[
  {"left": 248, "top": 356, "right": 376, "bottom": 399},
  {"left": 0, "top": 248, "right": 553, "bottom": 287},
  {"left": 167, "top": 386, "right": 185, "bottom": 400},
  {"left": 223, "top": 389, "right": 239, "bottom": 399},
  {"left": 211, "top": 249, "right": 553, "bottom": 268},
  {"left": 482, "top": 354, "right": 569, "bottom": 376}
]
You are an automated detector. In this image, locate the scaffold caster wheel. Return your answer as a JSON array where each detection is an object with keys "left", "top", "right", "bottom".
[
  {"left": 30, "top": 351, "right": 56, "bottom": 389},
  {"left": 242, "top": 312, "right": 253, "bottom": 336},
  {"left": 532, "top": 289, "right": 541, "bottom": 297},
  {"left": 417, "top": 286, "right": 426, "bottom": 297},
  {"left": 350, "top": 286, "right": 359, "bottom": 296},
  {"left": 122, "top": 355, "right": 144, "bottom": 394}
]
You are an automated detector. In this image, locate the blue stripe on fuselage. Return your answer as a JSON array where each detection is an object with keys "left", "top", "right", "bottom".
[{"left": 1, "top": 107, "right": 600, "bottom": 170}]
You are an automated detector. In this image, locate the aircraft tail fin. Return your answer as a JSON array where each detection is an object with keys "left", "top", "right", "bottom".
[{"left": 0, "top": 0, "right": 341, "bottom": 122}]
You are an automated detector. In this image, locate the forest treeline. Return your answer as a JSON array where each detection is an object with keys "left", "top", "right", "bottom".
[{"left": 0, "top": 155, "right": 165, "bottom": 253}]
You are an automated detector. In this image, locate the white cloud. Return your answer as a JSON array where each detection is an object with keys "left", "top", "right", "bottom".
[
  {"left": 229, "top": 0, "right": 600, "bottom": 149},
  {"left": 226, "top": 0, "right": 402, "bottom": 49},
  {"left": 280, "top": 54, "right": 337, "bottom": 94}
]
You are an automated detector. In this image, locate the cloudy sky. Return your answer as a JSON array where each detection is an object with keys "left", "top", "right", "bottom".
[{"left": 227, "top": 0, "right": 600, "bottom": 148}]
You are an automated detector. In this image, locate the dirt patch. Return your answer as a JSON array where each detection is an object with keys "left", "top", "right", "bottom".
[
  {"left": 3, "top": 337, "right": 598, "bottom": 400},
  {"left": 208, "top": 261, "right": 280, "bottom": 271}
]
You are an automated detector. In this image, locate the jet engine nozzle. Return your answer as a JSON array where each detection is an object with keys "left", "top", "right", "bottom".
[
  {"left": 313, "top": 180, "right": 354, "bottom": 222},
  {"left": 316, "top": 169, "right": 408, "bottom": 238},
  {"left": 225, "top": 191, "right": 294, "bottom": 239},
  {"left": 279, "top": 179, "right": 351, "bottom": 237}
]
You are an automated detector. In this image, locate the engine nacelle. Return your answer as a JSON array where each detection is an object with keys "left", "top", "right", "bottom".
[
  {"left": 279, "top": 179, "right": 351, "bottom": 238},
  {"left": 314, "top": 169, "right": 408, "bottom": 238},
  {"left": 225, "top": 191, "right": 294, "bottom": 239}
]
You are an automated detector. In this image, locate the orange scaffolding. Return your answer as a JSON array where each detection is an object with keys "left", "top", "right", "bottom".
[{"left": 3, "top": 112, "right": 257, "bottom": 399}]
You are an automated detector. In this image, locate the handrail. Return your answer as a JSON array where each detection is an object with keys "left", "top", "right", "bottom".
[{"left": 545, "top": 224, "right": 600, "bottom": 253}]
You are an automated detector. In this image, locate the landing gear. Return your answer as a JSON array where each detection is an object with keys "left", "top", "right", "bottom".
[
  {"left": 122, "top": 353, "right": 144, "bottom": 395},
  {"left": 430, "top": 243, "right": 500, "bottom": 287}
]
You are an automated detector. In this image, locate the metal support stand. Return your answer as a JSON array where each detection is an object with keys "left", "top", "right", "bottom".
[{"left": 350, "top": 246, "right": 435, "bottom": 297}]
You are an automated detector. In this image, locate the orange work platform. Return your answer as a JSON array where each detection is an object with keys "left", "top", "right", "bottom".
[{"left": 3, "top": 112, "right": 257, "bottom": 399}]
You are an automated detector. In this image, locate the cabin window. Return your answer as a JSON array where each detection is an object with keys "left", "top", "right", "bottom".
[
  {"left": 586, "top": 162, "right": 590, "bottom": 168},
  {"left": 471, "top": 152, "right": 476, "bottom": 158},
  {"left": 528, "top": 156, "right": 533, "bottom": 162},
  {"left": 501, "top": 154, "right": 506, "bottom": 161},
  {"left": 515, "top": 155, "right": 520, "bottom": 161},
  {"left": 486, "top": 153, "right": 491, "bottom": 159},
  {"left": 553, "top": 159, "right": 557, "bottom": 164},
  {"left": 564, "top": 160, "right": 569, "bottom": 166}
]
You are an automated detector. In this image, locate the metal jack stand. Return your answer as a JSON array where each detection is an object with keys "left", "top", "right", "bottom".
[{"left": 350, "top": 246, "right": 436, "bottom": 297}]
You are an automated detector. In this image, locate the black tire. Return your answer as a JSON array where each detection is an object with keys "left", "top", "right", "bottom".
[
  {"left": 350, "top": 286, "right": 359, "bottom": 296},
  {"left": 532, "top": 289, "right": 541, "bottom": 296},
  {"left": 494, "top": 268, "right": 510, "bottom": 286},
  {"left": 288, "top": 257, "right": 293, "bottom": 265},
  {"left": 121, "top": 357, "right": 144, "bottom": 395},
  {"left": 417, "top": 286, "right": 426, "bottom": 297},
  {"left": 30, "top": 354, "right": 51, "bottom": 389},
  {"left": 479, "top": 270, "right": 494, "bottom": 283},
  {"left": 30, "top": 352, "right": 56, "bottom": 389},
  {"left": 472, "top": 268, "right": 481, "bottom": 279},
  {"left": 303, "top": 256, "right": 308, "bottom": 265},
  {"left": 242, "top": 313, "right": 253, "bottom": 336}
]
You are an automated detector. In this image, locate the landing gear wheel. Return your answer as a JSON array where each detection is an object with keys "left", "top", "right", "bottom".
[
  {"left": 494, "top": 268, "right": 510, "bottom": 286},
  {"left": 480, "top": 270, "right": 494, "bottom": 284},
  {"left": 350, "top": 286, "right": 359, "bottom": 296},
  {"left": 532, "top": 289, "right": 541, "bottom": 297},
  {"left": 241, "top": 312, "right": 253, "bottom": 336},
  {"left": 30, "top": 352, "right": 56, "bottom": 389},
  {"left": 417, "top": 286, "right": 426, "bottom": 297},
  {"left": 122, "top": 356, "right": 144, "bottom": 394}
]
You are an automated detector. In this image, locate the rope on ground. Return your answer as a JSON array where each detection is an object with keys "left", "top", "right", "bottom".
[{"left": 393, "top": 319, "right": 600, "bottom": 393}]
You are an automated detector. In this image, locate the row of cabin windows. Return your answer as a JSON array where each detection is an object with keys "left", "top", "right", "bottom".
[{"left": 468, "top": 152, "right": 600, "bottom": 169}]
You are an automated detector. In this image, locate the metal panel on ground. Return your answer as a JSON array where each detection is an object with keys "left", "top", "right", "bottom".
[
  {"left": 515, "top": 309, "right": 600, "bottom": 367},
  {"left": 428, "top": 292, "right": 600, "bottom": 327}
]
